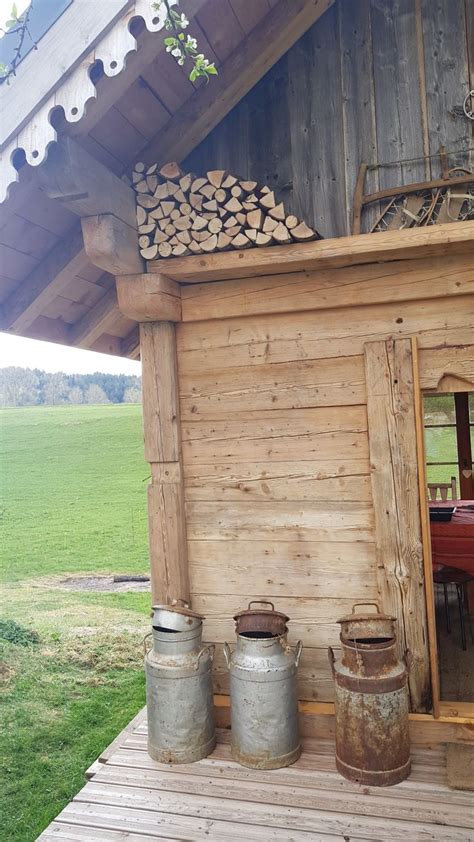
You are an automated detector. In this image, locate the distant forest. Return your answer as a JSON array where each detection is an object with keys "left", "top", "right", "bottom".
[{"left": 0, "top": 367, "right": 142, "bottom": 407}]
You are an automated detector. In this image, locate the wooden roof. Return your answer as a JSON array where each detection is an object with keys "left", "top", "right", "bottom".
[{"left": 0, "top": 0, "right": 334, "bottom": 360}]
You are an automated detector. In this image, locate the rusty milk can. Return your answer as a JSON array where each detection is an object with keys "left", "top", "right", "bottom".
[
  {"left": 329, "top": 602, "right": 411, "bottom": 786},
  {"left": 144, "top": 602, "right": 216, "bottom": 763},
  {"left": 224, "top": 600, "right": 302, "bottom": 770}
]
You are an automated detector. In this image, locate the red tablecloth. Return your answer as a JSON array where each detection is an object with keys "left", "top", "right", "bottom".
[{"left": 429, "top": 501, "right": 474, "bottom": 577}]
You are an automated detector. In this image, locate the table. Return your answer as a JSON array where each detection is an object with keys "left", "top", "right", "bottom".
[{"left": 429, "top": 501, "right": 474, "bottom": 577}]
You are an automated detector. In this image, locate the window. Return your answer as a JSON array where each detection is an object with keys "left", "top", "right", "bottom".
[{"left": 424, "top": 392, "right": 474, "bottom": 499}]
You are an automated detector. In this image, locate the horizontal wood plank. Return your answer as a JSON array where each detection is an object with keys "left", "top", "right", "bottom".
[
  {"left": 181, "top": 409, "right": 369, "bottom": 463},
  {"left": 151, "top": 220, "right": 474, "bottom": 282},
  {"left": 418, "top": 344, "right": 474, "bottom": 391},
  {"left": 177, "top": 296, "right": 474, "bottom": 373},
  {"left": 179, "top": 354, "right": 366, "bottom": 415},
  {"left": 89, "top": 757, "right": 473, "bottom": 828},
  {"left": 70, "top": 779, "right": 470, "bottom": 840},
  {"left": 180, "top": 253, "right": 474, "bottom": 321},
  {"left": 184, "top": 460, "right": 371, "bottom": 502},
  {"left": 188, "top": 540, "right": 376, "bottom": 598},
  {"left": 185, "top": 500, "right": 374, "bottom": 542}
]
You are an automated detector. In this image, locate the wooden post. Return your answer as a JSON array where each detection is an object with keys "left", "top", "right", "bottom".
[
  {"left": 140, "top": 321, "right": 189, "bottom": 604},
  {"left": 412, "top": 337, "right": 440, "bottom": 718},
  {"left": 364, "top": 338, "right": 431, "bottom": 712}
]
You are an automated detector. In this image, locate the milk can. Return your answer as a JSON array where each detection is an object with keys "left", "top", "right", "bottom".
[
  {"left": 328, "top": 602, "right": 411, "bottom": 786},
  {"left": 144, "top": 602, "right": 216, "bottom": 763},
  {"left": 224, "top": 600, "right": 302, "bottom": 770}
]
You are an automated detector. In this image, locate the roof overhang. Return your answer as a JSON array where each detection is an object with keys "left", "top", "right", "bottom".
[{"left": 0, "top": 0, "right": 336, "bottom": 359}]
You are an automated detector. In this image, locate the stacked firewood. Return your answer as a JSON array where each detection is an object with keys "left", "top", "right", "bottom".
[{"left": 132, "top": 161, "right": 319, "bottom": 260}]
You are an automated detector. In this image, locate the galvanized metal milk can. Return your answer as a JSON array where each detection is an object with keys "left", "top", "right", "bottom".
[
  {"left": 328, "top": 602, "right": 411, "bottom": 786},
  {"left": 145, "top": 602, "right": 216, "bottom": 763},
  {"left": 224, "top": 600, "right": 302, "bottom": 769}
]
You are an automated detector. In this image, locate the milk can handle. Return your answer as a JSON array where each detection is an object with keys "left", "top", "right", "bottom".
[
  {"left": 143, "top": 631, "right": 153, "bottom": 656},
  {"left": 351, "top": 602, "right": 381, "bottom": 614},
  {"left": 328, "top": 646, "right": 336, "bottom": 677},
  {"left": 195, "top": 644, "right": 215, "bottom": 669},
  {"left": 294, "top": 640, "right": 303, "bottom": 667},
  {"left": 223, "top": 641, "right": 232, "bottom": 669},
  {"left": 248, "top": 600, "right": 275, "bottom": 611}
]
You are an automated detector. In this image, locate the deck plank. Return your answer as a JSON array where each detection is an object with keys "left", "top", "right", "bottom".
[
  {"left": 72, "top": 781, "right": 472, "bottom": 840},
  {"left": 91, "top": 760, "right": 473, "bottom": 816},
  {"left": 105, "top": 747, "right": 470, "bottom": 801},
  {"left": 37, "top": 716, "right": 472, "bottom": 841}
]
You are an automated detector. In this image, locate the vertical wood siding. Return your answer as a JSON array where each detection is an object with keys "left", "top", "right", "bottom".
[{"left": 184, "top": 0, "right": 472, "bottom": 237}]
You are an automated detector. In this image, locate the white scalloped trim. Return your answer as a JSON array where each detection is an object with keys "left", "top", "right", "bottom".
[{"left": 0, "top": 0, "right": 177, "bottom": 204}]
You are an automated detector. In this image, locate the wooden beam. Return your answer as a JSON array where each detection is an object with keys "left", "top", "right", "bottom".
[
  {"left": 412, "top": 337, "right": 440, "bottom": 719},
  {"left": 214, "top": 696, "right": 474, "bottom": 744},
  {"left": 115, "top": 273, "right": 181, "bottom": 322},
  {"left": 140, "top": 322, "right": 189, "bottom": 603},
  {"left": 81, "top": 214, "right": 143, "bottom": 275},
  {"left": 39, "top": 137, "right": 137, "bottom": 228},
  {"left": 121, "top": 326, "right": 140, "bottom": 359},
  {"left": 68, "top": 286, "right": 119, "bottom": 349},
  {"left": 0, "top": 225, "right": 88, "bottom": 333},
  {"left": 364, "top": 338, "right": 431, "bottom": 713},
  {"left": 141, "top": 0, "right": 334, "bottom": 167},
  {"left": 147, "top": 220, "right": 474, "bottom": 283}
]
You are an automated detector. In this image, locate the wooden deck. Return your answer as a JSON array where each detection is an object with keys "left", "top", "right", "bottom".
[{"left": 38, "top": 710, "right": 473, "bottom": 841}]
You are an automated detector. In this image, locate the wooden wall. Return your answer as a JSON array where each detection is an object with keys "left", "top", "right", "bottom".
[
  {"left": 175, "top": 252, "right": 474, "bottom": 703},
  {"left": 185, "top": 0, "right": 473, "bottom": 238}
]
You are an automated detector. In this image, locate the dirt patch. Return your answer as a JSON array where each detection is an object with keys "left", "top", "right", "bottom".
[
  {"left": 39, "top": 574, "right": 150, "bottom": 593},
  {"left": 58, "top": 631, "right": 145, "bottom": 672},
  {"left": 0, "top": 661, "right": 14, "bottom": 684}
]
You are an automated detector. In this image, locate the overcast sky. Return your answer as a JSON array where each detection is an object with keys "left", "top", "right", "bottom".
[
  {"left": 0, "top": 0, "right": 30, "bottom": 26},
  {"left": 0, "top": 332, "right": 141, "bottom": 375}
]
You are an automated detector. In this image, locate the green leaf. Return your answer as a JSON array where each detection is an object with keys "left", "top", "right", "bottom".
[
  {"left": 11, "top": 3, "right": 18, "bottom": 18},
  {"left": 207, "top": 64, "right": 218, "bottom": 75},
  {"left": 164, "top": 37, "right": 176, "bottom": 46},
  {"left": 178, "top": 32, "right": 184, "bottom": 40},
  {"left": 189, "top": 67, "right": 198, "bottom": 82}
]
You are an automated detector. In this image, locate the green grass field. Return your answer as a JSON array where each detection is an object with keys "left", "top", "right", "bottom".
[{"left": 0, "top": 404, "right": 150, "bottom": 841}]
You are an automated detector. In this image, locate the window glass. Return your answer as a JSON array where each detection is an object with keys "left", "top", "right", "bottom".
[
  {"left": 424, "top": 394, "right": 459, "bottom": 489},
  {"left": 424, "top": 394, "right": 455, "bottom": 425}
]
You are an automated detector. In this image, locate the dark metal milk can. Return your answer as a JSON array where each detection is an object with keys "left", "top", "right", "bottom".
[
  {"left": 145, "top": 602, "right": 216, "bottom": 763},
  {"left": 224, "top": 600, "right": 302, "bottom": 770},
  {"left": 329, "top": 602, "right": 411, "bottom": 786}
]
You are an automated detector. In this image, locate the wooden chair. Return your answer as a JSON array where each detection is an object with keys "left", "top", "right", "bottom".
[
  {"left": 433, "top": 567, "right": 473, "bottom": 650},
  {"left": 428, "top": 477, "right": 457, "bottom": 501}
]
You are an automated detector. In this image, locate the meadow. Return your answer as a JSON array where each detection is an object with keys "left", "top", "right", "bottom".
[
  {"left": 0, "top": 404, "right": 150, "bottom": 841},
  {"left": 0, "top": 400, "right": 463, "bottom": 840}
]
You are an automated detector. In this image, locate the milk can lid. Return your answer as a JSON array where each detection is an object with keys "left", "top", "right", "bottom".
[
  {"left": 233, "top": 600, "right": 289, "bottom": 623},
  {"left": 151, "top": 601, "right": 205, "bottom": 621},
  {"left": 337, "top": 602, "right": 395, "bottom": 624}
]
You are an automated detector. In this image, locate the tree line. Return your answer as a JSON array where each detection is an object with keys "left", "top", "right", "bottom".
[{"left": 0, "top": 368, "right": 142, "bottom": 407}]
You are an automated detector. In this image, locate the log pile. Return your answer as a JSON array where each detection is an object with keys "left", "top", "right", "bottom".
[{"left": 132, "top": 161, "right": 320, "bottom": 260}]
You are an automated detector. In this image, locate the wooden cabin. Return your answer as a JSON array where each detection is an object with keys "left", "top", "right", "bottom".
[{"left": 1, "top": 0, "right": 473, "bottom": 837}]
